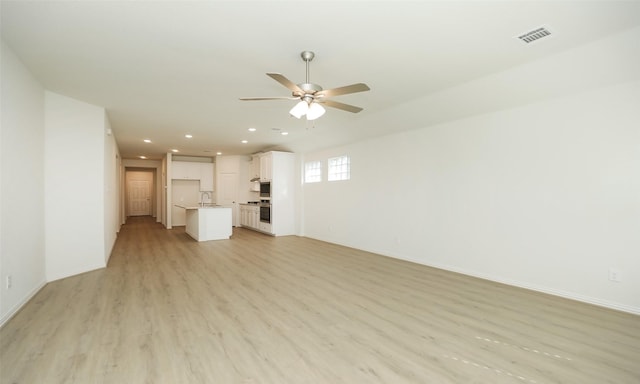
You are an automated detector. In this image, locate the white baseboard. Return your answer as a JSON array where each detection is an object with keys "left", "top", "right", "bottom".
[
  {"left": 305, "top": 235, "right": 640, "bottom": 316},
  {"left": 413, "top": 260, "right": 640, "bottom": 316},
  {"left": 0, "top": 280, "right": 47, "bottom": 328}
]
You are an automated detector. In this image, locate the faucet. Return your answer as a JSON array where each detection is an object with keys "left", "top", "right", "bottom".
[{"left": 200, "top": 192, "right": 211, "bottom": 206}]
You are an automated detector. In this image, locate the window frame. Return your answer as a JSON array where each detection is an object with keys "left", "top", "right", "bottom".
[
  {"left": 327, "top": 155, "right": 350, "bottom": 181},
  {"left": 304, "top": 160, "right": 322, "bottom": 183}
]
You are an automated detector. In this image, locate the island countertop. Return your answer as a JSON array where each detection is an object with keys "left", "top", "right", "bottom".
[
  {"left": 176, "top": 205, "right": 232, "bottom": 241},
  {"left": 175, "top": 204, "right": 224, "bottom": 210}
]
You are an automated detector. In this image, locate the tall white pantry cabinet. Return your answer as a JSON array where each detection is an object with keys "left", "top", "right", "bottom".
[{"left": 263, "top": 151, "right": 295, "bottom": 236}]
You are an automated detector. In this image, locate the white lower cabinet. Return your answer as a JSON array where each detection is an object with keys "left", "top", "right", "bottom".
[
  {"left": 251, "top": 209, "right": 259, "bottom": 229},
  {"left": 258, "top": 222, "right": 272, "bottom": 233},
  {"left": 240, "top": 205, "right": 260, "bottom": 230},
  {"left": 240, "top": 204, "right": 273, "bottom": 234}
]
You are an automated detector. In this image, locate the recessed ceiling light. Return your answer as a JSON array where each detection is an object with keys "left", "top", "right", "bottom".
[
  {"left": 185, "top": 134, "right": 193, "bottom": 139},
  {"left": 143, "top": 139, "right": 152, "bottom": 143},
  {"left": 171, "top": 149, "right": 179, "bottom": 153},
  {"left": 248, "top": 127, "right": 256, "bottom": 132},
  {"left": 281, "top": 131, "right": 289, "bottom": 136},
  {"left": 139, "top": 156, "right": 147, "bottom": 159},
  {"left": 241, "top": 140, "right": 248, "bottom": 144},
  {"left": 216, "top": 152, "right": 222, "bottom": 155}
]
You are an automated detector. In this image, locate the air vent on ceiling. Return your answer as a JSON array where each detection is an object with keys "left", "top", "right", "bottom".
[{"left": 516, "top": 27, "right": 552, "bottom": 44}]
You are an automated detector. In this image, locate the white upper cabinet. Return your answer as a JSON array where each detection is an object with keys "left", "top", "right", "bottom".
[
  {"left": 251, "top": 155, "right": 261, "bottom": 180},
  {"left": 260, "top": 152, "right": 273, "bottom": 181},
  {"left": 199, "top": 163, "right": 214, "bottom": 191},
  {"left": 172, "top": 161, "right": 200, "bottom": 180},
  {"left": 172, "top": 161, "right": 215, "bottom": 191}
]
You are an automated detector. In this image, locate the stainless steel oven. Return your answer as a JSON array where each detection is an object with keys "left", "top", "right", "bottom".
[{"left": 259, "top": 203, "right": 271, "bottom": 223}]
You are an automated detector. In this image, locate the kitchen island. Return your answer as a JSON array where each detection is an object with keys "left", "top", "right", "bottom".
[{"left": 175, "top": 205, "right": 232, "bottom": 241}]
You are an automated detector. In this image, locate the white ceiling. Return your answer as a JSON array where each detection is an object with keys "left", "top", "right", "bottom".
[{"left": 3, "top": 1, "right": 639, "bottom": 159}]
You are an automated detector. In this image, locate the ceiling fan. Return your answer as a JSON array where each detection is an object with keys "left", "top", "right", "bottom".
[{"left": 240, "top": 51, "right": 370, "bottom": 120}]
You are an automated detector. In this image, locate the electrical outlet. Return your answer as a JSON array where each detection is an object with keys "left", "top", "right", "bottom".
[
  {"left": 6, "top": 275, "right": 12, "bottom": 289},
  {"left": 608, "top": 268, "right": 621, "bottom": 283}
]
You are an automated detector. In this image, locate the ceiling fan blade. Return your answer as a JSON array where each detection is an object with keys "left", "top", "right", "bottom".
[
  {"left": 315, "top": 83, "right": 370, "bottom": 98},
  {"left": 266, "top": 73, "right": 303, "bottom": 95},
  {"left": 318, "top": 99, "right": 363, "bottom": 113},
  {"left": 239, "top": 96, "right": 299, "bottom": 101}
]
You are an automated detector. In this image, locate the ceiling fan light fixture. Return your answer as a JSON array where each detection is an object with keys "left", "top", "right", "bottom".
[
  {"left": 306, "top": 102, "right": 325, "bottom": 120},
  {"left": 289, "top": 100, "right": 308, "bottom": 119},
  {"left": 242, "top": 51, "right": 369, "bottom": 119}
]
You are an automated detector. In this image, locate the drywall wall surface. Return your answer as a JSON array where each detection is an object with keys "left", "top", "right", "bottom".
[
  {"left": 44, "top": 91, "right": 107, "bottom": 281},
  {"left": 0, "top": 41, "right": 47, "bottom": 325},
  {"left": 302, "top": 80, "right": 640, "bottom": 313}
]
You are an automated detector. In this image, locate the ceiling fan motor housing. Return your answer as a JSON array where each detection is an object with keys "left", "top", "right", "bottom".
[{"left": 296, "top": 83, "right": 323, "bottom": 100}]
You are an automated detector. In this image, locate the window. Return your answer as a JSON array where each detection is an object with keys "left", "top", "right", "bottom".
[
  {"left": 328, "top": 155, "right": 350, "bottom": 181},
  {"left": 304, "top": 161, "right": 322, "bottom": 183}
]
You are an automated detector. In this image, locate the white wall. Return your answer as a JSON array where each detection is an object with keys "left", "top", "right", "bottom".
[
  {"left": 302, "top": 34, "right": 640, "bottom": 313},
  {"left": 166, "top": 153, "right": 173, "bottom": 228},
  {"left": 44, "top": 92, "right": 108, "bottom": 281},
  {"left": 171, "top": 179, "right": 200, "bottom": 226},
  {"left": 104, "top": 116, "right": 121, "bottom": 264},
  {"left": 161, "top": 156, "right": 167, "bottom": 227},
  {"left": 0, "top": 41, "right": 47, "bottom": 325},
  {"left": 237, "top": 155, "right": 256, "bottom": 204}
]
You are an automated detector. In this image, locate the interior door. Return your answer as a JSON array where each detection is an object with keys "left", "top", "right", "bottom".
[
  {"left": 218, "top": 173, "right": 239, "bottom": 226},
  {"left": 129, "top": 180, "right": 151, "bottom": 216}
]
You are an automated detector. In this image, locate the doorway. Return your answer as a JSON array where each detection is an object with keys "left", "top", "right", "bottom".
[
  {"left": 129, "top": 180, "right": 151, "bottom": 216},
  {"left": 125, "top": 169, "right": 155, "bottom": 218},
  {"left": 218, "top": 173, "right": 239, "bottom": 226}
]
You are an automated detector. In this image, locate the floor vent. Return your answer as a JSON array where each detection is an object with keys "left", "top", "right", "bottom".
[{"left": 516, "top": 27, "right": 552, "bottom": 44}]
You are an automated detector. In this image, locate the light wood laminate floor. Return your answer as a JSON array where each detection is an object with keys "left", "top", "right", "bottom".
[{"left": 1, "top": 216, "right": 639, "bottom": 383}]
